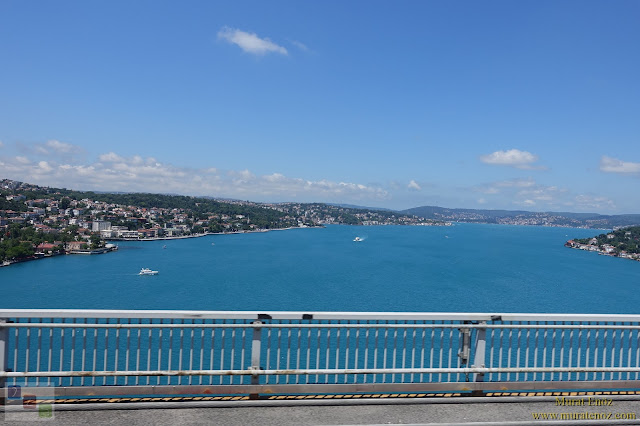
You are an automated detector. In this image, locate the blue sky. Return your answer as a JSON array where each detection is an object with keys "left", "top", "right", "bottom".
[{"left": 1, "top": 1, "right": 639, "bottom": 213}]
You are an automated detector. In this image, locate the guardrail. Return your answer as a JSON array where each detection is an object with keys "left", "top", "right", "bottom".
[{"left": 2, "top": 310, "right": 640, "bottom": 397}]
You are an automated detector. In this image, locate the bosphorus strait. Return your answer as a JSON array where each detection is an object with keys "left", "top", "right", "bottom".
[{"left": 3, "top": 224, "right": 637, "bottom": 313}]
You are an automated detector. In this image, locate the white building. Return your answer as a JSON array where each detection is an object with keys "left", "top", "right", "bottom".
[{"left": 92, "top": 220, "right": 112, "bottom": 232}]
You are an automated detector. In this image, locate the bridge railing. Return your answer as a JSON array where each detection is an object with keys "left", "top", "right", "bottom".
[{"left": 2, "top": 310, "right": 640, "bottom": 397}]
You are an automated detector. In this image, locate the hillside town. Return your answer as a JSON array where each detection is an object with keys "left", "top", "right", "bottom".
[
  {"left": 565, "top": 226, "right": 640, "bottom": 262},
  {"left": 0, "top": 179, "right": 448, "bottom": 266}
]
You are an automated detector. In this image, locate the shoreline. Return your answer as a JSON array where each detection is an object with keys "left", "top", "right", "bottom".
[
  {"left": 0, "top": 226, "right": 319, "bottom": 268},
  {"left": 105, "top": 226, "right": 323, "bottom": 242},
  {"left": 565, "top": 242, "right": 640, "bottom": 263}
]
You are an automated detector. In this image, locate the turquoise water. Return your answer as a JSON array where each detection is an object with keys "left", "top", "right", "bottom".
[{"left": 1, "top": 224, "right": 638, "bottom": 313}]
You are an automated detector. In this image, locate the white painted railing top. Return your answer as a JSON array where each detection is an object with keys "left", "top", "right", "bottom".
[{"left": 3, "top": 309, "right": 640, "bottom": 322}]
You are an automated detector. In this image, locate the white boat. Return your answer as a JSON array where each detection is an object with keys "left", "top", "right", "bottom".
[
  {"left": 139, "top": 268, "right": 159, "bottom": 275},
  {"left": 353, "top": 237, "right": 363, "bottom": 242}
]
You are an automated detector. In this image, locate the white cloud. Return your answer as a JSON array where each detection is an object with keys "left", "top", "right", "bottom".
[
  {"left": 290, "top": 40, "right": 309, "bottom": 52},
  {"left": 475, "top": 178, "right": 536, "bottom": 194},
  {"left": 22, "top": 139, "right": 85, "bottom": 162},
  {"left": 407, "top": 180, "right": 421, "bottom": 191},
  {"left": 218, "top": 27, "right": 288, "bottom": 56},
  {"left": 572, "top": 194, "right": 616, "bottom": 210},
  {"left": 600, "top": 156, "right": 640, "bottom": 175},
  {"left": 99, "top": 152, "right": 125, "bottom": 163},
  {"left": 0, "top": 141, "right": 5, "bottom": 148},
  {"left": 38, "top": 161, "right": 53, "bottom": 172},
  {"left": 46, "top": 140, "right": 75, "bottom": 154},
  {"left": 474, "top": 178, "right": 576, "bottom": 210},
  {"left": 480, "top": 149, "right": 544, "bottom": 170},
  {"left": 0, "top": 149, "right": 388, "bottom": 204}
]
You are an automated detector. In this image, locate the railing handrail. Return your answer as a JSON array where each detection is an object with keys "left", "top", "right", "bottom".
[{"left": 2, "top": 309, "right": 640, "bottom": 322}]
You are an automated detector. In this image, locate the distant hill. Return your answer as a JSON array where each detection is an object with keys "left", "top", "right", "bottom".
[
  {"left": 327, "top": 203, "right": 393, "bottom": 212},
  {"left": 401, "top": 206, "right": 640, "bottom": 229}
]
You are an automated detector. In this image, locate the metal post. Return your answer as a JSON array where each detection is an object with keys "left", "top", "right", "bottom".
[
  {"left": 472, "top": 321, "right": 487, "bottom": 396},
  {"left": 249, "top": 321, "right": 262, "bottom": 399},
  {"left": 0, "top": 318, "right": 9, "bottom": 404}
]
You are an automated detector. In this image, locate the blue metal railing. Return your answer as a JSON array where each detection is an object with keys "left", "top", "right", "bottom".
[{"left": 2, "top": 310, "right": 640, "bottom": 396}]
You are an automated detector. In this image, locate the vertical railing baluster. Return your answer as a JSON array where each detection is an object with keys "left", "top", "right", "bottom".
[
  {"left": 567, "top": 326, "right": 573, "bottom": 382},
  {"left": 71, "top": 318, "right": 77, "bottom": 386},
  {"left": 410, "top": 324, "right": 416, "bottom": 383},
  {"left": 157, "top": 325, "right": 163, "bottom": 386},
  {"left": 305, "top": 327, "right": 311, "bottom": 385},
  {"left": 586, "top": 326, "right": 592, "bottom": 381},
  {"left": 400, "top": 326, "right": 407, "bottom": 383},
  {"left": 146, "top": 321, "right": 152, "bottom": 386},
  {"left": 344, "top": 326, "right": 350, "bottom": 384},
  {"left": 168, "top": 322, "right": 174, "bottom": 383},
  {"left": 114, "top": 319, "right": 120, "bottom": 386},
  {"left": 507, "top": 327, "right": 514, "bottom": 382},
  {"left": 626, "top": 325, "right": 633, "bottom": 381},
  {"left": 315, "top": 325, "right": 321, "bottom": 384},
  {"left": 189, "top": 322, "right": 195, "bottom": 385},
  {"left": 439, "top": 323, "right": 447, "bottom": 383},
  {"left": 179, "top": 320, "right": 185, "bottom": 385},
  {"left": 59, "top": 320, "right": 65, "bottom": 386},
  {"left": 498, "top": 327, "right": 505, "bottom": 383},
  {"left": 199, "top": 324, "right": 205, "bottom": 385},
  {"left": 103, "top": 324, "right": 110, "bottom": 387},
  {"left": 125, "top": 319, "right": 131, "bottom": 386},
  {"left": 429, "top": 326, "right": 435, "bottom": 382},
  {"left": 25, "top": 323, "right": 31, "bottom": 380},
  {"left": 516, "top": 325, "right": 522, "bottom": 382},
  {"left": 209, "top": 319, "right": 222, "bottom": 385},
  {"left": 355, "top": 327, "right": 361, "bottom": 384},
  {"left": 220, "top": 326, "right": 226, "bottom": 384},
  {"left": 296, "top": 324, "right": 302, "bottom": 385},
  {"left": 533, "top": 324, "right": 540, "bottom": 382},
  {"left": 276, "top": 324, "right": 282, "bottom": 384},
  {"left": 393, "top": 323, "right": 399, "bottom": 383},
  {"left": 265, "top": 326, "right": 271, "bottom": 384},
  {"left": 14, "top": 320, "right": 20, "bottom": 385},
  {"left": 594, "top": 328, "right": 600, "bottom": 382},
  {"left": 334, "top": 324, "right": 341, "bottom": 384},
  {"left": 136, "top": 321, "right": 141, "bottom": 386},
  {"left": 447, "top": 326, "right": 453, "bottom": 382},
  {"left": 231, "top": 321, "right": 238, "bottom": 384},
  {"left": 559, "top": 325, "right": 565, "bottom": 383},
  {"left": 550, "top": 324, "right": 557, "bottom": 382},
  {"left": 0, "top": 318, "right": 8, "bottom": 391},
  {"left": 325, "top": 324, "right": 331, "bottom": 384},
  {"left": 419, "top": 325, "right": 426, "bottom": 383},
  {"left": 373, "top": 323, "right": 379, "bottom": 383},
  {"left": 382, "top": 323, "right": 389, "bottom": 383},
  {"left": 635, "top": 326, "right": 640, "bottom": 380},
  {"left": 286, "top": 323, "right": 292, "bottom": 385},
  {"left": 524, "top": 326, "right": 530, "bottom": 382},
  {"left": 37, "top": 318, "right": 43, "bottom": 386},
  {"left": 210, "top": 323, "right": 216, "bottom": 385},
  {"left": 617, "top": 325, "right": 623, "bottom": 381},
  {"left": 92, "top": 319, "right": 98, "bottom": 387}
]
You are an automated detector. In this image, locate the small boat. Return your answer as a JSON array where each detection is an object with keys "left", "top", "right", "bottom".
[
  {"left": 139, "top": 268, "right": 159, "bottom": 275},
  {"left": 162, "top": 245, "right": 167, "bottom": 249},
  {"left": 353, "top": 237, "right": 363, "bottom": 242}
]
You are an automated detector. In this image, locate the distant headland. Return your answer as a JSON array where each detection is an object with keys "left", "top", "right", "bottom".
[{"left": 565, "top": 226, "right": 640, "bottom": 262}]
